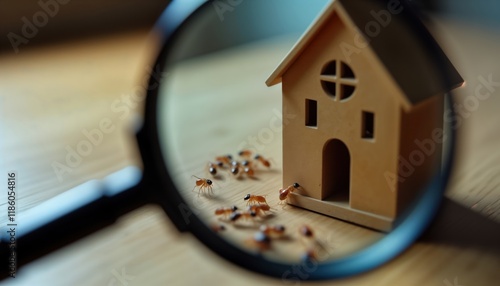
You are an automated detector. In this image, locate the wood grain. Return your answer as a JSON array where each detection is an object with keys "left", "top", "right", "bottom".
[{"left": 0, "top": 15, "right": 499, "bottom": 286}]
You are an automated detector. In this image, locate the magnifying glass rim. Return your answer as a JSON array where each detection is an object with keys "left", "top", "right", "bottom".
[{"left": 142, "top": 0, "right": 456, "bottom": 280}]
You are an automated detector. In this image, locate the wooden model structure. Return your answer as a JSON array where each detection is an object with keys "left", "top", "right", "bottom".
[{"left": 266, "top": 0, "right": 463, "bottom": 231}]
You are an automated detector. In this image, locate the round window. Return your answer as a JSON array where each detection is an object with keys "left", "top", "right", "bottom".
[{"left": 320, "top": 60, "right": 357, "bottom": 100}]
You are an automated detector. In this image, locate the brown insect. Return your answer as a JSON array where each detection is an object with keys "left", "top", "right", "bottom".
[
  {"left": 230, "top": 161, "right": 243, "bottom": 177},
  {"left": 260, "top": 224, "right": 286, "bottom": 238},
  {"left": 243, "top": 166, "right": 256, "bottom": 177},
  {"left": 210, "top": 224, "right": 226, "bottom": 233},
  {"left": 241, "top": 160, "right": 254, "bottom": 167},
  {"left": 299, "top": 225, "right": 329, "bottom": 257},
  {"left": 244, "top": 194, "right": 268, "bottom": 206},
  {"left": 229, "top": 211, "right": 257, "bottom": 222},
  {"left": 299, "top": 224, "right": 314, "bottom": 238},
  {"left": 191, "top": 176, "right": 213, "bottom": 196},
  {"left": 238, "top": 149, "right": 253, "bottom": 158},
  {"left": 231, "top": 161, "right": 256, "bottom": 178},
  {"left": 247, "top": 204, "right": 271, "bottom": 217},
  {"left": 214, "top": 206, "right": 238, "bottom": 218},
  {"left": 254, "top": 154, "right": 271, "bottom": 168},
  {"left": 278, "top": 183, "right": 300, "bottom": 204},
  {"left": 301, "top": 248, "right": 318, "bottom": 262},
  {"left": 230, "top": 167, "right": 241, "bottom": 177},
  {"left": 207, "top": 162, "right": 219, "bottom": 176},
  {"left": 215, "top": 155, "right": 232, "bottom": 166},
  {"left": 246, "top": 231, "right": 272, "bottom": 251}
]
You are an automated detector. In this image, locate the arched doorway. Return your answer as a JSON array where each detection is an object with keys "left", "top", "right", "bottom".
[{"left": 322, "top": 139, "right": 350, "bottom": 202}]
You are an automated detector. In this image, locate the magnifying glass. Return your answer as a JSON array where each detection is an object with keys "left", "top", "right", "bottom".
[{"left": 1, "top": 0, "right": 464, "bottom": 281}]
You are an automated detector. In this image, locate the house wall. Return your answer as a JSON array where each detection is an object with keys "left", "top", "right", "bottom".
[
  {"left": 281, "top": 8, "right": 406, "bottom": 218},
  {"left": 397, "top": 96, "right": 444, "bottom": 214}
]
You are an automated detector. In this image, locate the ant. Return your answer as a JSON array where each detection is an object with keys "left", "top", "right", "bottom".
[
  {"left": 191, "top": 176, "right": 213, "bottom": 196},
  {"left": 214, "top": 206, "right": 238, "bottom": 219},
  {"left": 215, "top": 155, "right": 232, "bottom": 167},
  {"left": 243, "top": 166, "right": 256, "bottom": 177},
  {"left": 278, "top": 183, "right": 300, "bottom": 204},
  {"left": 230, "top": 166, "right": 241, "bottom": 177},
  {"left": 299, "top": 225, "right": 329, "bottom": 258},
  {"left": 210, "top": 224, "right": 226, "bottom": 233},
  {"left": 300, "top": 248, "right": 318, "bottom": 262},
  {"left": 240, "top": 160, "right": 257, "bottom": 177},
  {"left": 228, "top": 159, "right": 256, "bottom": 177},
  {"left": 241, "top": 160, "right": 253, "bottom": 167},
  {"left": 207, "top": 162, "right": 220, "bottom": 176},
  {"left": 254, "top": 154, "right": 271, "bottom": 168},
  {"left": 230, "top": 161, "right": 244, "bottom": 178},
  {"left": 244, "top": 194, "right": 268, "bottom": 206},
  {"left": 231, "top": 166, "right": 255, "bottom": 178},
  {"left": 238, "top": 149, "right": 253, "bottom": 158},
  {"left": 260, "top": 224, "right": 286, "bottom": 238},
  {"left": 246, "top": 231, "right": 272, "bottom": 251},
  {"left": 247, "top": 204, "right": 271, "bottom": 217},
  {"left": 299, "top": 224, "right": 314, "bottom": 238},
  {"left": 229, "top": 211, "right": 257, "bottom": 223}
]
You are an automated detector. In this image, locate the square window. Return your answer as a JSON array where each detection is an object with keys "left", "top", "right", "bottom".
[
  {"left": 305, "top": 99, "right": 317, "bottom": 127},
  {"left": 362, "top": 111, "right": 374, "bottom": 139}
]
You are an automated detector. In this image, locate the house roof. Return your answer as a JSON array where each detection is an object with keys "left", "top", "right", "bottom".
[{"left": 266, "top": 0, "right": 464, "bottom": 106}]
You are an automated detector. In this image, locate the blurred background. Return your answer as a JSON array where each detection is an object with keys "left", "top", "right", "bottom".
[
  {"left": 1, "top": 0, "right": 500, "bottom": 54},
  {"left": 0, "top": 0, "right": 169, "bottom": 52}
]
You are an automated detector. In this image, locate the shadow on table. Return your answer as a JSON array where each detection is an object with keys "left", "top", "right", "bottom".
[{"left": 420, "top": 197, "right": 500, "bottom": 254}]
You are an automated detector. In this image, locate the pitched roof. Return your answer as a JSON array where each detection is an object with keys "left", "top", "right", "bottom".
[{"left": 266, "top": 0, "right": 464, "bottom": 106}]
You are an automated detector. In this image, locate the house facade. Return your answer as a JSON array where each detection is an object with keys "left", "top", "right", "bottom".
[{"left": 266, "top": 0, "right": 462, "bottom": 231}]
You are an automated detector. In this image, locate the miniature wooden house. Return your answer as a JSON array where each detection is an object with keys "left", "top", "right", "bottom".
[{"left": 266, "top": 0, "right": 463, "bottom": 231}]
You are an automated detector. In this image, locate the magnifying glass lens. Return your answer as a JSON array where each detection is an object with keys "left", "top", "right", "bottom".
[{"left": 152, "top": 0, "right": 458, "bottom": 279}]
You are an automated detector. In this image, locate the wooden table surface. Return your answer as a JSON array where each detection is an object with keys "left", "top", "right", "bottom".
[{"left": 1, "top": 15, "right": 499, "bottom": 286}]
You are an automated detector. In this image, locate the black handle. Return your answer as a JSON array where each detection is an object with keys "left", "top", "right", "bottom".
[{"left": 0, "top": 166, "right": 149, "bottom": 279}]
